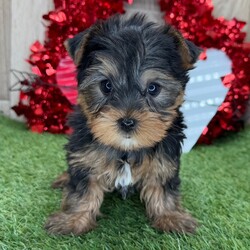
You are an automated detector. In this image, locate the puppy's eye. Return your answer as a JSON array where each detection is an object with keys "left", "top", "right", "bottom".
[
  {"left": 147, "top": 83, "right": 161, "bottom": 96},
  {"left": 100, "top": 80, "right": 112, "bottom": 95}
]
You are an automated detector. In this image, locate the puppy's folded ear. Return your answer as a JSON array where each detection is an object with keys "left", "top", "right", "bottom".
[
  {"left": 169, "top": 27, "right": 202, "bottom": 70},
  {"left": 64, "top": 29, "right": 90, "bottom": 66}
]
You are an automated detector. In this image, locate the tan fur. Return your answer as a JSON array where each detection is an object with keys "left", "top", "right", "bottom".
[
  {"left": 48, "top": 138, "right": 197, "bottom": 234},
  {"left": 46, "top": 14, "right": 199, "bottom": 236},
  {"left": 90, "top": 108, "right": 175, "bottom": 151},
  {"left": 141, "top": 69, "right": 177, "bottom": 86},
  {"left": 169, "top": 27, "right": 194, "bottom": 70},
  {"left": 88, "top": 88, "right": 184, "bottom": 151},
  {"left": 45, "top": 177, "right": 104, "bottom": 235},
  {"left": 139, "top": 169, "right": 197, "bottom": 233},
  {"left": 133, "top": 152, "right": 176, "bottom": 184},
  {"left": 74, "top": 33, "right": 91, "bottom": 66},
  {"left": 167, "top": 91, "right": 184, "bottom": 111},
  {"left": 67, "top": 149, "right": 119, "bottom": 192},
  {"left": 152, "top": 211, "right": 197, "bottom": 234},
  {"left": 77, "top": 63, "right": 185, "bottom": 152},
  {"left": 51, "top": 171, "right": 69, "bottom": 189},
  {"left": 64, "top": 31, "right": 91, "bottom": 66},
  {"left": 94, "top": 54, "right": 119, "bottom": 79},
  {"left": 77, "top": 94, "right": 93, "bottom": 122},
  {"left": 136, "top": 154, "right": 177, "bottom": 216},
  {"left": 45, "top": 211, "right": 96, "bottom": 235},
  {"left": 48, "top": 88, "right": 188, "bottom": 235},
  {"left": 62, "top": 178, "right": 104, "bottom": 213},
  {"left": 133, "top": 154, "right": 197, "bottom": 233}
]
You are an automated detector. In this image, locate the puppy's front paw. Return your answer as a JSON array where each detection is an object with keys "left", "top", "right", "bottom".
[
  {"left": 45, "top": 211, "right": 96, "bottom": 235},
  {"left": 153, "top": 212, "right": 198, "bottom": 234}
]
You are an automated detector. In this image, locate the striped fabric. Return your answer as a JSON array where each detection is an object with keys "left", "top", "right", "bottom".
[{"left": 56, "top": 56, "right": 77, "bottom": 105}]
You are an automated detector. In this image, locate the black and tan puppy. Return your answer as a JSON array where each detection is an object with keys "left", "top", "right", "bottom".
[{"left": 45, "top": 14, "right": 201, "bottom": 235}]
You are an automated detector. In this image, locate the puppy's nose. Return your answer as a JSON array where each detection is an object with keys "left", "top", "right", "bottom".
[{"left": 118, "top": 118, "right": 136, "bottom": 132}]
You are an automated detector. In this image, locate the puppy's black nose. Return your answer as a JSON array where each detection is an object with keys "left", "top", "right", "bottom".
[{"left": 118, "top": 118, "right": 136, "bottom": 132}]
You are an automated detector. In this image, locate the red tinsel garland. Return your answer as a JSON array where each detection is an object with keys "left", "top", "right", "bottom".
[
  {"left": 159, "top": 0, "right": 250, "bottom": 143},
  {"left": 12, "top": 0, "right": 250, "bottom": 144}
]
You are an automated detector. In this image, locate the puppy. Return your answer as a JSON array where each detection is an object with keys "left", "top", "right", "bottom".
[{"left": 45, "top": 14, "right": 201, "bottom": 235}]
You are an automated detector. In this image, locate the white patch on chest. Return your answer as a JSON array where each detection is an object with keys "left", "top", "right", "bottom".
[{"left": 115, "top": 162, "right": 133, "bottom": 188}]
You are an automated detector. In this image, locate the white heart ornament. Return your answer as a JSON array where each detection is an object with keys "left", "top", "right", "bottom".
[{"left": 181, "top": 49, "right": 232, "bottom": 153}]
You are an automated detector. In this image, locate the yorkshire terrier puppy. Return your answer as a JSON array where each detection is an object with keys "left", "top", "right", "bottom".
[{"left": 45, "top": 14, "right": 201, "bottom": 235}]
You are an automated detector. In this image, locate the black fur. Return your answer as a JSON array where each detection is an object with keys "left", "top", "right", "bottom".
[
  {"left": 66, "top": 105, "right": 186, "bottom": 194},
  {"left": 67, "top": 166, "right": 90, "bottom": 196},
  {"left": 45, "top": 14, "right": 201, "bottom": 236},
  {"left": 66, "top": 31, "right": 88, "bottom": 59},
  {"left": 65, "top": 14, "right": 199, "bottom": 196}
]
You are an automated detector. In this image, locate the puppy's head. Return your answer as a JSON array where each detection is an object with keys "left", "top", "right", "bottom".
[{"left": 65, "top": 14, "right": 201, "bottom": 151}]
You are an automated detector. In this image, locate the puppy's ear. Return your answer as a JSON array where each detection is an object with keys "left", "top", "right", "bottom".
[
  {"left": 184, "top": 39, "right": 202, "bottom": 67},
  {"left": 64, "top": 30, "right": 90, "bottom": 66},
  {"left": 169, "top": 27, "right": 202, "bottom": 70}
]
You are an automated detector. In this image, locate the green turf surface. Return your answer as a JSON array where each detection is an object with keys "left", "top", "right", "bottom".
[{"left": 0, "top": 115, "right": 249, "bottom": 250}]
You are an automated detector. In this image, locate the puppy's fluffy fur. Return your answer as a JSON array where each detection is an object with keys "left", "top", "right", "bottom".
[{"left": 45, "top": 14, "right": 201, "bottom": 235}]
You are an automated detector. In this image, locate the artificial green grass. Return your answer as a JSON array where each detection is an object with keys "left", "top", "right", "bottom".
[{"left": 0, "top": 115, "right": 249, "bottom": 250}]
